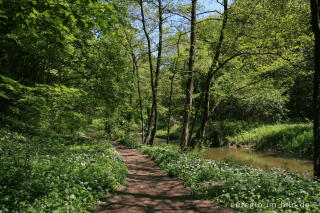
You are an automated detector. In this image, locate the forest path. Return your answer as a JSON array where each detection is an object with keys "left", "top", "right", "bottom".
[{"left": 95, "top": 142, "right": 234, "bottom": 213}]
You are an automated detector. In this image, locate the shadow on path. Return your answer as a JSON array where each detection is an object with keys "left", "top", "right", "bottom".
[{"left": 95, "top": 142, "right": 234, "bottom": 213}]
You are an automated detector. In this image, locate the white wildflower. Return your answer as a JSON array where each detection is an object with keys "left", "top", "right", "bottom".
[{"left": 70, "top": 194, "right": 76, "bottom": 200}]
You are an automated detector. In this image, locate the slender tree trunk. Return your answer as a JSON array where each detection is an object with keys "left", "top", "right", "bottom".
[
  {"left": 191, "top": 0, "right": 228, "bottom": 149},
  {"left": 310, "top": 0, "right": 320, "bottom": 179},
  {"left": 181, "top": 0, "right": 197, "bottom": 150},
  {"left": 149, "top": 0, "right": 164, "bottom": 146},
  {"left": 144, "top": 105, "right": 152, "bottom": 144},
  {"left": 192, "top": 77, "right": 212, "bottom": 148},
  {"left": 128, "top": 58, "right": 135, "bottom": 122},
  {"left": 167, "top": 73, "right": 175, "bottom": 144},
  {"left": 139, "top": 0, "right": 155, "bottom": 144},
  {"left": 167, "top": 33, "right": 182, "bottom": 144},
  {"left": 189, "top": 90, "right": 204, "bottom": 148},
  {"left": 132, "top": 55, "right": 145, "bottom": 143}
]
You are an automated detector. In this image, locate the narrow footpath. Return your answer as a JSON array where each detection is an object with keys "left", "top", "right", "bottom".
[{"left": 95, "top": 142, "right": 234, "bottom": 213}]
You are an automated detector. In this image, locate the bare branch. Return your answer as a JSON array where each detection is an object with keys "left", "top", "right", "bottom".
[
  {"left": 163, "top": 8, "right": 191, "bottom": 21},
  {"left": 216, "top": 0, "right": 223, "bottom": 6},
  {"left": 197, "top": 10, "right": 222, "bottom": 16}
]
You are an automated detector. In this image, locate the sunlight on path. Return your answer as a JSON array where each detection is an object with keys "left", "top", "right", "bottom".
[{"left": 95, "top": 142, "right": 234, "bottom": 213}]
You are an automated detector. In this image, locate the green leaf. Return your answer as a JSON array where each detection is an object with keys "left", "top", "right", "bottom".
[
  {"left": 32, "top": 8, "right": 39, "bottom": 15},
  {"left": 0, "top": 75, "right": 24, "bottom": 89},
  {"left": 29, "top": 13, "right": 36, "bottom": 19},
  {"left": 0, "top": 14, "right": 7, "bottom": 19},
  {"left": 0, "top": 91, "right": 9, "bottom": 99}
]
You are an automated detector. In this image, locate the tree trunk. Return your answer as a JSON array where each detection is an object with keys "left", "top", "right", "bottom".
[
  {"left": 149, "top": 0, "right": 164, "bottom": 146},
  {"left": 139, "top": 0, "right": 155, "bottom": 145},
  {"left": 167, "top": 73, "right": 175, "bottom": 144},
  {"left": 128, "top": 58, "right": 135, "bottom": 122},
  {"left": 192, "top": 77, "right": 212, "bottom": 148},
  {"left": 133, "top": 55, "right": 145, "bottom": 144},
  {"left": 167, "top": 33, "right": 182, "bottom": 144},
  {"left": 191, "top": 0, "right": 228, "bottom": 149},
  {"left": 180, "top": 0, "right": 197, "bottom": 150},
  {"left": 189, "top": 89, "right": 204, "bottom": 148},
  {"left": 310, "top": 0, "right": 320, "bottom": 179}
]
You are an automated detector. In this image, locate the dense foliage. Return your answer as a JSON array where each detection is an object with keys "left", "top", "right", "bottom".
[
  {"left": 0, "top": 1, "right": 132, "bottom": 211},
  {"left": 121, "top": 0, "right": 314, "bottom": 151},
  {"left": 0, "top": 0, "right": 131, "bottom": 136},
  {"left": 0, "top": 0, "right": 315, "bottom": 149}
]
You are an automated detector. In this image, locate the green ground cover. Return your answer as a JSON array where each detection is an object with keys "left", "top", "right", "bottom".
[{"left": 0, "top": 128, "right": 127, "bottom": 212}]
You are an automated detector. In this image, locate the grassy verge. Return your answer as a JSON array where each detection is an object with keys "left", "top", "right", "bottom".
[
  {"left": 226, "top": 123, "right": 312, "bottom": 154},
  {"left": 156, "top": 124, "right": 181, "bottom": 141},
  {"left": 0, "top": 128, "right": 127, "bottom": 212},
  {"left": 155, "top": 120, "right": 264, "bottom": 146},
  {"left": 119, "top": 139, "right": 320, "bottom": 212}
]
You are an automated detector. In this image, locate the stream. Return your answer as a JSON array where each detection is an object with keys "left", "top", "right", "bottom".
[
  {"left": 202, "top": 147, "right": 313, "bottom": 176},
  {"left": 137, "top": 136, "right": 313, "bottom": 177}
]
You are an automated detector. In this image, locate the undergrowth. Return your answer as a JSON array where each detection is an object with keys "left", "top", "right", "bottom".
[
  {"left": 156, "top": 124, "right": 181, "bottom": 141},
  {"left": 0, "top": 128, "right": 127, "bottom": 212}
]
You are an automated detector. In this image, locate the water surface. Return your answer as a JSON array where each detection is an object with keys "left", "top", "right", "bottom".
[{"left": 202, "top": 147, "right": 313, "bottom": 176}]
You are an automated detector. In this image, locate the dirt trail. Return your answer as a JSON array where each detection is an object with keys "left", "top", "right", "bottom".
[{"left": 95, "top": 142, "right": 234, "bottom": 213}]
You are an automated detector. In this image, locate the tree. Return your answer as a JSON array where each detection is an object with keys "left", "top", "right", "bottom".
[
  {"left": 122, "top": 29, "right": 146, "bottom": 144},
  {"left": 310, "top": 0, "right": 320, "bottom": 179},
  {"left": 139, "top": 0, "right": 164, "bottom": 145},
  {"left": 167, "top": 32, "right": 183, "bottom": 143},
  {"left": 181, "top": 0, "right": 197, "bottom": 150},
  {"left": 190, "top": 0, "right": 229, "bottom": 148},
  {"left": 0, "top": 0, "right": 132, "bottom": 137},
  {"left": 187, "top": 0, "right": 311, "bottom": 149}
]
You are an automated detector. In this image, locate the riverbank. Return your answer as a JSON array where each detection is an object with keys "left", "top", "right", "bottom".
[
  {"left": 226, "top": 123, "right": 312, "bottom": 154},
  {"left": 155, "top": 122, "right": 313, "bottom": 155},
  {"left": 119, "top": 138, "right": 320, "bottom": 212}
]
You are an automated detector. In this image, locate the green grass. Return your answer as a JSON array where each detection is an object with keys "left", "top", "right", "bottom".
[
  {"left": 226, "top": 123, "right": 313, "bottom": 154},
  {"left": 156, "top": 124, "right": 181, "bottom": 141},
  {"left": 155, "top": 120, "right": 263, "bottom": 146},
  {"left": 0, "top": 128, "right": 127, "bottom": 212},
  {"left": 119, "top": 139, "right": 320, "bottom": 212}
]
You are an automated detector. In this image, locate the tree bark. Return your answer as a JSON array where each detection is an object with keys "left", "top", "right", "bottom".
[
  {"left": 167, "top": 33, "right": 182, "bottom": 144},
  {"left": 128, "top": 58, "right": 135, "bottom": 122},
  {"left": 189, "top": 90, "right": 204, "bottom": 148},
  {"left": 181, "top": 0, "right": 197, "bottom": 150},
  {"left": 191, "top": 0, "right": 228, "bottom": 148},
  {"left": 139, "top": 0, "right": 155, "bottom": 144},
  {"left": 132, "top": 54, "right": 145, "bottom": 144},
  {"left": 310, "top": 0, "right": 320, "bottom": 179},
  {"left": 149, "top": 0, "right": 164, "bottom": 146},
  {"left": 192, "top": 76, "right": 212, "bottom": 149}
]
